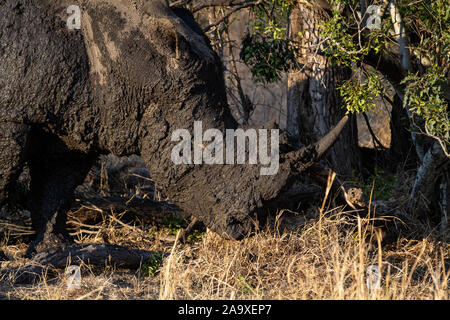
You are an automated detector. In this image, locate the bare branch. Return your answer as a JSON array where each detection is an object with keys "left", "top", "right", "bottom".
[
  {"left": 170, "top": 0, "right": 193, "bottom": 7},
  {"left": 362, "top": 112, "right": 387, "bottom": 150},
  {"left": 173, "top": 0, "right": 259, "bottom": 12},
  {"left": 203, "top": 2, "right": 259, "bottom": 32},
  {"left": 379, "top": 0, "right": 392, "bottom": 20}
]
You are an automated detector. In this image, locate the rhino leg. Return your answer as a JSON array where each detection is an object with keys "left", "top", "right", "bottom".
[
  {"left": 0, "top": 122, "right": 30, "bottom": 206},
  {"left": 26, "top": 129, "right": 96, "bottom": 256}
]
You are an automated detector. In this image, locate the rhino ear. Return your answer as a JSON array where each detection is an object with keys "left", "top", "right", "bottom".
[
  {"left": 138, "top": 1, "right": 216, "bottom": 63},
  {"left": 142, "top": 18, "right": 180, "bottom": 59},
  {"left": 171, "top": 7, "right": 209, "bottom": 40}
]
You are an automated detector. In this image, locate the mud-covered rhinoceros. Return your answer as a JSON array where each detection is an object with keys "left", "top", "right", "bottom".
[{"left": 0, "top": 0, "right": 348, "bottom": 254}]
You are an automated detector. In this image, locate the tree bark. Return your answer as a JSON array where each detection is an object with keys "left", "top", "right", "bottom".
[
  {"left": 408, "top": 141, "right": 449, "bottom": 217},
  {"left": 287, "top": 2, "right": 359, "bottom": 176}
]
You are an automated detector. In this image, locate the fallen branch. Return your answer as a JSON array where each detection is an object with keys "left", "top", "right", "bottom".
[
  {"left": 2, "top": 244, "right": 159, "bottom": 284},
  {"left": 69, "top": 196, "right": 187, "bottom": 225},
  {"left": 32, "top": 244, "right": 156, "bottom": 268}
]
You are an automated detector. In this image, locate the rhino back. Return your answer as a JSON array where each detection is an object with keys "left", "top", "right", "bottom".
[
  {"left": 0, "top": 0, "right": 234, "bottom": 156},
  {"left": 75, "top": 0, "right": 234, "bottom": 156},
  {"left": 0, "top": 0, "right": 92, "bottom": 131}
]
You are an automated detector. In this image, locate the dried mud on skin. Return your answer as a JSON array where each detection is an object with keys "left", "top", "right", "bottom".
[{"left": 0, "top": 0, "right": 339, "bottom": 255}]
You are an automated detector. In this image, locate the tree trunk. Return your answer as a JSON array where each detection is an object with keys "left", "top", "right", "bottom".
[
  {"left": 408, "top": 141, "right": 449, "bottom": 218},
  {"left": 287, "top": 2, "right": 359, "bottom": 176}
]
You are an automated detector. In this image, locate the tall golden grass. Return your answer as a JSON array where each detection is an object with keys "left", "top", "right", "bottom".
[
  {"left": 1, "top": 205, "right": 448, "bottom": 300},
  {"left": 0, "top": 162, "right": 448, "bottom": 300}
]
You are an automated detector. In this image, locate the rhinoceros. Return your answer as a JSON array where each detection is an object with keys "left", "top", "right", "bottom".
[{"left": 0, "top": 0, "right": 348, "bottom": 254}]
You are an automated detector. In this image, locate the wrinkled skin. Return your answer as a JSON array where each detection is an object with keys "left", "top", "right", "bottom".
[{"left": 0, "top": 0, "right": 322, "bottom": 254}]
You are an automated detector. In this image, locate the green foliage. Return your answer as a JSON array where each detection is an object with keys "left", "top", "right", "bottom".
[
  {"left": 402, "top": 67, "right": 450, "bottom": 153},
  {"left": 141, "top": 252, "right": 164, "bottom": 277},
  {"left": 399, "top": 0, "right": 450, "bottom": 69},
  {"left": 363, "top": 167, "right": 397, "bottom": 201},
  {"left": 339, "top": 72, "right": 382, "bottom": 114},
  {"left": 319, "top": 9, "right": 390, "bottom": 68},
  {"left": 320, "top": 0, "right": 449, "bottom": 153},
  {"left": 350, "top": 167, "right": 397, "bottom": 201},
  {"left": 162, "top": 215, "right": 187, "bottom": 235},
  {"left": 320, "top": 12, "right": 363, "bottom": 67},
  {"left": 397, "top": 0, "right": 450, "bottom": 153},
  {"left": 240, "top": 33, "right": 298, "bottom": 83},
  {"left": 237, "top": 275, "right": 255, "bottom": 294},
  {"left": 237, "top": 0, "right": 449, "bottom": 154},
  {"left": 240, "top": 0, "right": 298, "bottom": 83},
  {"left": 250, "top": 0, "right": 293, "bottom": 40},
  {"left": 186, "top": 229, "right": 206, "bottom": 243}
]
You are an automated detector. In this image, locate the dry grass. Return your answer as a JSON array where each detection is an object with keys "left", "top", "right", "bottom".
[
  {"left": 0, "top": 156, "right": 448, "bottom": 300},
  {"left": 0, "top": 205, "right": 448, "bottom": 300},
  {"left": 160, "top": 215, "right": 448, "bottom": 300}
]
